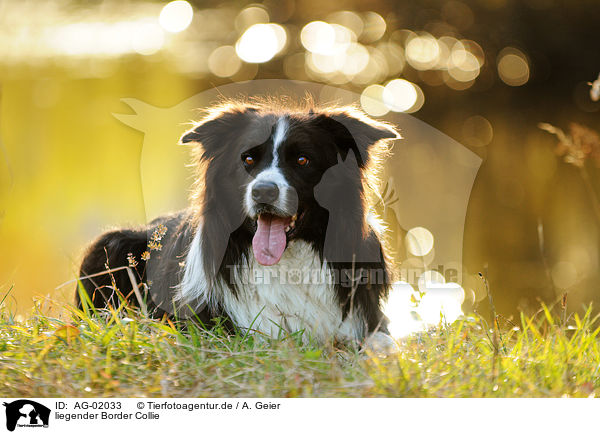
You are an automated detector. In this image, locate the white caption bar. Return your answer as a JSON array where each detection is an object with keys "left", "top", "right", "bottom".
[{"left": 0, "top": 398, "right": 598, "bottom": 434}]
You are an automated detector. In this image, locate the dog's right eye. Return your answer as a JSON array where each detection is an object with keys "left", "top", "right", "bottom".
[{"left": 243, "top": 155, "right": 255, "bottom": 166}]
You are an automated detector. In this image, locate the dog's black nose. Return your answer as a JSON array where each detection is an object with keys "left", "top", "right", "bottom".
[{"left": 252, "top": 181, "right": 279, "bottom": 203}]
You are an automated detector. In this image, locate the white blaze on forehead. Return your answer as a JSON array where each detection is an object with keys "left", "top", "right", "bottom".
[{"left": 271, "top": 116, "right": 288, "bottom": 166}]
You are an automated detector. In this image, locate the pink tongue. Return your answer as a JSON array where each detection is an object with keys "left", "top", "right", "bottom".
[{"left": 252, "top": 214, "right": 289, "bottom": 266}]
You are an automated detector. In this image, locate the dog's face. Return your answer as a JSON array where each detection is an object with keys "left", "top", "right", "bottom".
[{"left": 181, "top": 104, "right": 398, "bottom": 274}]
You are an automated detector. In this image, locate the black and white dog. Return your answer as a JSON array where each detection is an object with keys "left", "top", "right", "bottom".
[{"left": 76, "top": 100, "right": 399, "bottom": 345}]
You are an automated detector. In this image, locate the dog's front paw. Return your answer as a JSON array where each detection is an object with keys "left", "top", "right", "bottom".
[{"left": 363, "top": 332, "right": 399, "bottom": 355}]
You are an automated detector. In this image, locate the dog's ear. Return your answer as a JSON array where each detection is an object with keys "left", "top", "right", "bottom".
[
  {"left": 316, "top": 108, "right": 400, "bottom": 167},
  {"left": 330, "top": 110, "right": 399, "bottom": 143},
  {"left": 180, "top": 106, "right": 258, "bottom": 158},
  {"left": 181, "top": 105, "right": 262, "bottom": 284}
]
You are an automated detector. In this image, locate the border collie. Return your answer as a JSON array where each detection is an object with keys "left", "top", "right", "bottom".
[{"left": 76, "top": 100, "right": 400, "bottom": 346}]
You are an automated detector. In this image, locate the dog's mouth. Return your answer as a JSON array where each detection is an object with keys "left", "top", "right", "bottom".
[{"left": 252, "top": 212, "right": 301, "bottom": 266}]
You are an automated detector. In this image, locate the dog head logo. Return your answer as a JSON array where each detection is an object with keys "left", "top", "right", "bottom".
[
  {"left": 3, "top": 400, "right": 50, "bottom": 431},
  {"left": 112, "top": 80, "right": 482, "bottom": 316}
]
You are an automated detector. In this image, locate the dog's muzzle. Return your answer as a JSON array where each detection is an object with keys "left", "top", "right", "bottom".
[{"left": 244, "top": 169, "right": 298, "bottom": 218}]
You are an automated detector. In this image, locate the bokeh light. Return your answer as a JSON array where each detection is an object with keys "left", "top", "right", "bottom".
[
  {"left": 360, "top": 84, "right": 389, "bottom": 116},
  {"left": 327, "top": 11, "right": 364, "bottom": 38},
  {"left": 405, "top": 33, "right": 440, "bottom": 70},
  {"left": 351, "top": 46, "right": 388, "bottom": 84},
  {"left": 361, "top": 11, "right": 386, "bottom": 43},
  {"left": 235, "top": 6, "right": 269, "bottom": 32},
  {"left": 497, "top": 47, "right": 530, "bottom": 86},
  {"left": 377, "top": 41, "right": 405, "bottom": 75},
  {"left": 301, "top": 21, "right": 336, "bottom": 54},
  {"left": 341, "top": 43, "right": 369, "bottom": 74},
  {"left": 462, "top": 115, "right": 494, "bottom": 147},
  {"left": 303, "top": 22, "right": 376, "bottom": 82},
  {"left": 269, "top": 24, "right": 288, "bottom": 53},
  {"left": 208, "top": 46, "right": 242, "bottom": 77},
  {"left": 383, "top": 79, "right": 419, "bottom": 112},
  {"left": 236, "top": 23, "right": 286, "bottom": 63},
  {"left": 159, "top": 1, "right": 193, "bottom": 33},
  {"left": 406, "top": 226, "right": 435, "bottom": 256},
  {"left": 448, "top": 49, "right": 481, "bottom": 82}
]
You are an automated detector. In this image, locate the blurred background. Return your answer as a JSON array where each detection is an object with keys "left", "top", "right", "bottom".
[{"left": 0, "top": 0, "right": 599, "bottom": 326}]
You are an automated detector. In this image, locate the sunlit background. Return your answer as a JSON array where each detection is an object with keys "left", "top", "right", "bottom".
[{"left": 1, "top": 0, "right": 599, "bottom": 338}]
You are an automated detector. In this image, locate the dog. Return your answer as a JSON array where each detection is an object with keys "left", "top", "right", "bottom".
[{"left": 76, "top": 99, "right": 400, "bottom": 346}]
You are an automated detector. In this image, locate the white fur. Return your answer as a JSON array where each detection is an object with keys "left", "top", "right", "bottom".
[
  {"left": 222, "top": 240, "right": 365, "bottom": 343},
  {"left": 178, "top": 228, "right": 366, "bottom": 343},
  {"left": 367, "top": 209, "right": 386, "bottom": 237},
  {"left": 271, "top": 116, "right": 288, "bottom": 164},
  {"left": 176, "top": 227, "right": 213, "bottom": 309}
]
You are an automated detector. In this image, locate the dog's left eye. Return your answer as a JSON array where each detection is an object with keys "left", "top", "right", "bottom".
[{"left": 297, "top": 156, "right": 309, "bottom": 166}]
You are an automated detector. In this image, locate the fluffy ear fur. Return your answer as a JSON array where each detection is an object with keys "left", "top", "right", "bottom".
[
  {"left": 180, "top": 106, "right": 260, "bottom": 160},
  {"left": 313, "top": 108, "right": 399, "bottom": 167}
]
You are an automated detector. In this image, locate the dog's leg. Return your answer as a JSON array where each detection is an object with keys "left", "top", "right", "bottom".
[{"left": 76, "top": 229, "right": 148, "bottom": 310}]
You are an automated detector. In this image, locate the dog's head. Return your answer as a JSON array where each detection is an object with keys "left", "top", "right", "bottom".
[{"left": 181, "top": 101, "right": 399, "bottom": 278}]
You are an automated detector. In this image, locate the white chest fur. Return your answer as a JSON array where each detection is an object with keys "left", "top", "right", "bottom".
[{"left": 222, "top": 241, "right": 365, "bottom": 343}]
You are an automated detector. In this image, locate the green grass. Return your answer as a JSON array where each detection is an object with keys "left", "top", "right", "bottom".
[{"left": 1, "top": 297, "right": 599, "bottom": 397}]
